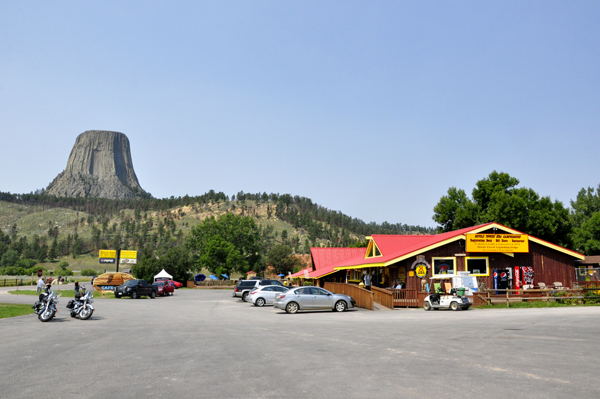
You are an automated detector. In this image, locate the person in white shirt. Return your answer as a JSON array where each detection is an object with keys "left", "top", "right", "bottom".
[{"left": 36, "top": 278, "right": 45, "bottom": 294}]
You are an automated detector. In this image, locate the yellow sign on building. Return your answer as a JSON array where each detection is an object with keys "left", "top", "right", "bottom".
[
  {"left": 99, "top": 250, "right": 117, "bottom": 259},
  {"left": 466, "top": 234, "right": 529, "bottom": 253},
  {"left": 120, "top": 250, "right": 138, "bottom": 259}
]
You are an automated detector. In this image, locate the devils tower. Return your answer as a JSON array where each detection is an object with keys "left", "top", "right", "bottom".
[{"left": 45, "top": 130, "right": 149, "bottom": 199}]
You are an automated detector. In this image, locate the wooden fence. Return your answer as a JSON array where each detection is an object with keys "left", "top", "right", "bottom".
[
  {"left": 324, "top": 282, "right": 373, "bottom": 310},
  {"left": 372, "top": 286, "right": 394, "bottom": 309},
  {"left": 386, "top": 289, "right": 418, "bottom": 308},
  {"left": 475, "top": 287, "right": 600, "bottom": 307}
]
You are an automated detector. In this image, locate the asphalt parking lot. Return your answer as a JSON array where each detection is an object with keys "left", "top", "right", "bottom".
[{"left": 1, "top": 288, "right": 600, "bottom": 399}]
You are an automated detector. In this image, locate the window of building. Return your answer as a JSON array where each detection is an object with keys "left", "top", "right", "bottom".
[
  {"left": 365, "top": 240, "right": 383, "bottom": 258},
  {"left": 465, "top": 257, "right": 489, "bottom": 276},
  {"left": 432, "top": 257, "right": 455, "bottom": 276}
]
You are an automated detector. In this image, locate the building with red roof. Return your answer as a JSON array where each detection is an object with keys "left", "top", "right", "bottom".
[{"left": 309, "top": 222, "right": 584, "bottom": 291}]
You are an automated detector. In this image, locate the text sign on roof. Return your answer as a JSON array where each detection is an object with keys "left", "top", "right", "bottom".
[{"left": 466, "top": 234, "right": 529, "bottom": 253}]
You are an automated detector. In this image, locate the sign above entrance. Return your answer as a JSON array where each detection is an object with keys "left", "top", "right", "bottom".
[{"left": 466, "top": 234, "right": 529, "bottom": 253}]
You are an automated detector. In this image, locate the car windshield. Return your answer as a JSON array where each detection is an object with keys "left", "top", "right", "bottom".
[{"left": 123, "top": 280, "right": 138, "bottom": 286}]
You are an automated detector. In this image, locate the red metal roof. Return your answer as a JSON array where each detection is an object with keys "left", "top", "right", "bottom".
[
  {"left": 330, "top": 222, "right": 583, "bottom": 270},
  {"left": 290, "top": 267, "right": 312, "bottom": 278},
  {"left": 310, "top": 247, "right": 366, "bottom": 270}
]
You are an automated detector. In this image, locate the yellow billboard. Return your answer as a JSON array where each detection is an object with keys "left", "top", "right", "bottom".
[
  {"left": 120, "top": 250, "right": 138, "bottom": 259},
  {"left": 99, "top": 250, "right": 117, "bottom": 259},
  {"left": 466, "top": 234, "right": 529, "bottom": 253}
]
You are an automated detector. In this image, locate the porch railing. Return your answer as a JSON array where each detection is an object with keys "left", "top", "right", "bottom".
[
  {"left": 387, "top": 289, "right": 418, "bottom": 307},
  {"left": 371, "top": 286, "right": 394, "bottom": 309},
  {"left": 324, "top": 282, "right": 373, "bottom": 310}
]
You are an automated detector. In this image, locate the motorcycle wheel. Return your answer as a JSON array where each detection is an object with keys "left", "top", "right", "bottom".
[
  {"left": 78, "top": 308, "right": 93, "bottom": 320},
  {"left": 39, "top": 309, "right": 55, "bottom": 322}
]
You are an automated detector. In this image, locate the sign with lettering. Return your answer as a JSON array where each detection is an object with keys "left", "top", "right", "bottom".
[
  {"left": 466, "top": 234, "right": 529, "bottom": 253},
  {"left": 99, "top": 250, "right": 117, "bottom": 259},
  {"left": 120, "top": 250, "right": 137, "bottom": 259}
]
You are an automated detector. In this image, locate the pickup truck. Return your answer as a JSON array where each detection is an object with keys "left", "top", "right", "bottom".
[{"left": 115, "top": 279, "right": 158, "bottom": 299}]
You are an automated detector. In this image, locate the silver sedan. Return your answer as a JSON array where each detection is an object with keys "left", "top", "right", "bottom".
[
  {"left": 249, "top": 285, "right": 289, "bottom": 306},
  {"left": 273, "top": 286, "right": 355, "bottom": 314}
]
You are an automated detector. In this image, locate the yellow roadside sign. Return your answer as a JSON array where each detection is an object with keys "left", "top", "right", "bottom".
[
  {"left": 99, "top": 250, "right": 117, "bottom": 259},
  {"left": 120, "top": 250, "right": 138, "bottom": 259},
  {"left": 466, "top": 234, "right": 529, "bottom": 253}
]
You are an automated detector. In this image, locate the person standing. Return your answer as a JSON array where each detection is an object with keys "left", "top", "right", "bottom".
[
  {"left": 364, "top": 272, "right": 372, "bottom": 291},
  {"left": 36, "top": 277, "right": 45, "bottom": 294},
  {"left": 74, "top": 281, "right": 80, "bottom": 294}
]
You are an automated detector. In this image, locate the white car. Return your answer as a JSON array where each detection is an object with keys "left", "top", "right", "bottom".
[{"left": 249, "top": 285, "right": 289, "bottom": 307}]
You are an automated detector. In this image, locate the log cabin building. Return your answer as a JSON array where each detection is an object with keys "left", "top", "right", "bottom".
[{"left": 304, "top": 223, "right": 584, "bottom": 295}]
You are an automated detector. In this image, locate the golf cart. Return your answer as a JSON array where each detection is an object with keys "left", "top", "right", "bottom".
[{"left": 423, "top": 276, "right": 471, "bottom": 311}]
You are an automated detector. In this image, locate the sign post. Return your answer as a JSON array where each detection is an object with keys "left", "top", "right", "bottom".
[{"left": 119, "top": 250, "right": 138, "bottom": 273}]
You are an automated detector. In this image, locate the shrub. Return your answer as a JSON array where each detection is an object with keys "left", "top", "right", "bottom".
[
  {"left": 80, "top": 269, "right": 97, "bottom": 276},
  {"left": 59, "top": 269, "right": 74, "bottom": 276},
  {"left": 302, "top": 281, "right": 313, "bottom": 286},
  {"left": 57, "top": 261, "right": 69, "bottom": 271}
]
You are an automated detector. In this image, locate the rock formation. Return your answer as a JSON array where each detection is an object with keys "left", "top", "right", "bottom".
[{"left": 46, "top": 130, "right": 149, "bottom": 200}]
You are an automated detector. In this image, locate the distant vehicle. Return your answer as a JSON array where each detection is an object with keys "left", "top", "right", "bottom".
[
  {"left": 233, "top": 280, "right": 261, "bottom": 301},
  {"left": 152, "top": 281, "right": 175, "bottom": 296},
  {"left": 248, "top": 285, "right": 289, "bottom": 307},
  {"left": 156, "top": 279, "right": 183, "bottom": 289},
  {"left": 115, "top": 279, "right": 158, "bottom": 299},
  {"left": 273, "top": 286, "right": 355, "bottom": 314},
  {"left": 234, "top": 279, "right": 287, "bottom": 301}
]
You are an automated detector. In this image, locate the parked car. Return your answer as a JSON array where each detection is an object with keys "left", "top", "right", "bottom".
[
  {"left": 114, "top": 279, "right": 158, "bottom": 299},
  {"left": 234, "top": 279, "right": 287, "bottom": 301},
  {"left": 156, "top": 279, "right": 183, "bottom": 289},
  {"left": 248, "top": 285, "right": 289, "bottom": 307},
  {"left": 273, "top": 286, "right": 355, "bottom": 314},
  {"left": 152, "top": 281, "right": 175, "bottom": 296},
  {"left": 233, "top": 280, "right": 261, "bottom": 301}
]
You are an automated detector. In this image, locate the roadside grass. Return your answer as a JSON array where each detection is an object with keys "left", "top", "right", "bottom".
[
  {"left": 0, "top": 303, "right": 35, "bottom": 319},
  {"left": 9, "top": 290, "right": 115, "bottom": 299}
]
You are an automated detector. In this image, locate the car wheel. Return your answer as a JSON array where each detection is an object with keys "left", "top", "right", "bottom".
[
  {"left": 150, "top": 291, "right": 156, "bottom": 299},
  {"left": 242, "top": 292, "right": 249, "bottom": 302},
  {"left": 256, "top": 298, "right": 266, "bottom": 307},
  {"left": 450, "top": 302, "right": 459, "bottom": 311},
  {"left": 285, "top": 302, "right": 299, "bottom": 314},
  {"left": 131, "top": 291, "right": 138, "bottom": 299},
  {"left": 115, "top": 294, "right": 121, "bottom": 298},
  {"left": 423, "top": 302, "right": 432, "bottom": 311},
  {"left": 334, "top": 300, "right": 347, "bottom": 312}
]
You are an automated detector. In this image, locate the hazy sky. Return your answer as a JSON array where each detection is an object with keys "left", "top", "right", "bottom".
[{"left": 1, "top": 1, "right": 599, "bottom": 227}]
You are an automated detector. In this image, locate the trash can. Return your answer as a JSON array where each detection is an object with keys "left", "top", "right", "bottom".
[{"left": 457, "top": 288, "right": 465, "bottom": 296}]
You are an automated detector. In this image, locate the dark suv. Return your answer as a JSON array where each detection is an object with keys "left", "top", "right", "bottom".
[
  {"left": 115, "top": 279, "right": 158, "bottom": 299},
  {"left": 233, "top": 279, "right": 285, "bottom": 301}
]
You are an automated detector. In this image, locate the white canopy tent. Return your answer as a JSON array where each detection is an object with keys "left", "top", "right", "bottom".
[{"left": 154, "top": 269, "right": 173, "bottom": 282}]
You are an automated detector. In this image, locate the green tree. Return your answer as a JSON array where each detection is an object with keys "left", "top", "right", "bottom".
[
  {"left": 266, "top": 244, "right": 303, "bottom": 275},
  {"left": 186, "top": 213, "right": 263, "bottom": 276},
  {"left": 1, "top": 249, "right": 19, "bottom": 267},
  {"left": 48, "top": 237, "right": 58, "bottom": 261},
  {"left": 433, "top": 171, "right": 571, "bottom": 246},
  {"left": 132, "top": 246, "right": 192, "bottom": 283}
]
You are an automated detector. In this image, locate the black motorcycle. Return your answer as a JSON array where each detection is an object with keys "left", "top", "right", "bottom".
[
  {"left": 66, "top": 287, "right": 95, "bottom": 320},
  {"left": 33, "top": 289, "right": 60, "bottom": 322}
]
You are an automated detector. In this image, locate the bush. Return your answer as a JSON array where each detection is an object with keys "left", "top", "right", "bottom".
[
  {"left": 57, "top": 261, "right": 69, "bottom": 271},
  {"left": 80, "top": 269, "right": 97, "bottom": 276},
  {"left": 303, "top": 281, "right": 313, "bottom": 286},
  {"left": 60, "top": 269, "right": 74, "bottom": 276}
]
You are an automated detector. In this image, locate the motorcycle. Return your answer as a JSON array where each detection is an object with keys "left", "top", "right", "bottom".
[
  {"left": 33, "top": 290, "right": 60, "bottom": 322},
  {"left": 66, "top": 287, "right": 94, "bottom": 320}
]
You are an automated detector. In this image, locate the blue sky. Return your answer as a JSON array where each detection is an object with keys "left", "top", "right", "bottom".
[{"left": 1, "top": 1, "right": 599, "bottom": 227}]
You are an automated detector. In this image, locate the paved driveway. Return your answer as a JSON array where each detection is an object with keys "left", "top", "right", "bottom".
[{"left": 1, "top": 289, "right": 599, "bottom": 398}]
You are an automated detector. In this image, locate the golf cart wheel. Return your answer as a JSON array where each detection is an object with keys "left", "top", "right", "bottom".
[
  {"left": 256, "top": 298, "right": 266, "bottom": 307},
  {"left": 423, "top": 302, "right": 432, "bottom": 311},
  {"left": 450, "top": 302, "right": 460, "bottom": 311},
  {"left": 285, "top": 302, "right": 299, "bottom": 314},
  {"left": 334, "top": 300, "right": 347, "bottom": 312},
  {"left": 242, "top": 292, "right": 249, "bottom": 302}
]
